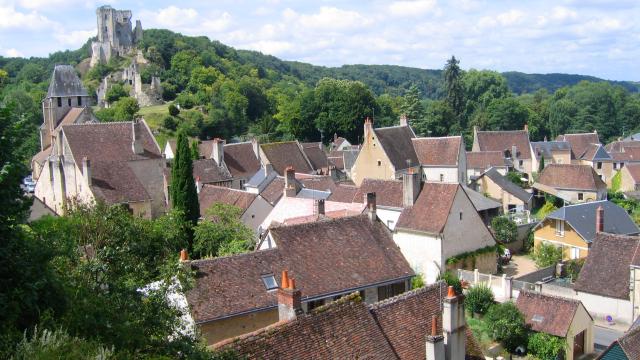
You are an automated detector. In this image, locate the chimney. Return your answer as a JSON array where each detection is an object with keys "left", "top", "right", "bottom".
[
  {"left": 213, "top": 138, "right": 224, "bottom": 166},
  {"left": 596, "top": 205, "right": 604, "bottom": 233},
  {"left": 524, "top": 124, "right": 529, "bottom": 132},
  {"left": 195, "top": 176, "right": 202, "bottom": 194},
  {"left": 251, "top": 137, "right": 260, "bottom": 162},
  {"left": 365, "top": 192, "right": 377, "bottom": 222},
  {"left": 179, "top": 249, "right": 189, "bottom": 262},
  {"left": 443, "top": 286, "right": 466, "bottom": 360},
  {"left": 82, "top": 157, "right": 92, "bottom": 187},
  {"left": 403, "top": 169, "right": 421, "bottom": 207},
  {"left": 284, "top": 166, "right": 299, "bottom": 197},
  {"left": 364, "top": 117, "right": 374, "bottom": 145},
  {"left": 400, "top": 114, "right": 408, "bottom": 127},
  {"left": 277, "top": 270, "right": 302, "bottom": 322},
  {"left": 315, "top": 199, "right": 325, "bottom": 216},
  {"left": 131, "top": 119, "right": 144, "bottom": 154},
  {"left": 425, "top": 315, "right": 445, "bottom": 360}
]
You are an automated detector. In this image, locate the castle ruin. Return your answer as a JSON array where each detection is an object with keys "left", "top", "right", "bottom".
[{"left": 90, "top": 5, "right": 142, "bottom": 67}]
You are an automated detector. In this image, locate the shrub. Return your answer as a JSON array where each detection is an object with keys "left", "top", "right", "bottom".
[
  {"left": 105, "top": 83, "right": 128, "bottom": 103},
  {"left": 523, "top": 230, "right": 534, "bottom": 253},
  {"left": 163, "top": 115, "right": 177, "bottom": 131},
  {"left": 168, "top": 103, "right": 180, "bottom": 116},
  {"left": 506, "top": 171, "right": 525, "bottom": 187},
  {"left": 13, "top": 328, "right": 112, "bottom": 360},
  {"left": 611, "top": 170, "right": 622, "bottom": 192},
  {"left": 465, "top": 284, "right": 495, "bottom": 315},
  {"left": 411, "top": 274, "right": 425, "bottom": 289},
  {"left": 527, "top": 332, "right": 565, "bottom": 360},
  {"left": 565, "top": 258, "right": 585, "bottom": 282},
  {"left": 485, "top": 302, "right": 528, "bottom": 353},
  {"left": 491, "top": 216, "right": 518, "bottom": 244},
  {"left": 537, "top": 201, "right": 558, "bottom": 219},
  {"left": 437, "top": 271, "right": 463, "bottom": 295},
  {"left": 533, "top": 242, "right": 562, "bottom": 268}
]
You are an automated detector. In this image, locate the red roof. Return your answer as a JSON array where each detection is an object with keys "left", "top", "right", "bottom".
[
  {"left": 198, "top": 185, "right": 257, "bottom": 216},
  {"left": 396, "top": 183, "right": 458, "bottom": 233},
  {"left": 475, "top": 130, "right": 531, "bottom": 159},
  {"left": 536, "top": 164, "right": 606, "bottom": 191},
  {"left": 412, "top": 136, "right": 461, "bottom": 166},
  {"left": 516, "top": 291, "right": 584, "bottom": 337},
  {"left": 557, "top": 133, "right": 600, "bottom": 159}
]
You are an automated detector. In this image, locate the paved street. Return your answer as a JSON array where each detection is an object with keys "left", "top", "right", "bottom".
[{"left": 593, "top": 325, "right": 624, "bottom": 351}]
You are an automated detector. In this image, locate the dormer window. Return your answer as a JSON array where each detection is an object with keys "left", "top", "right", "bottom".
[
  {"left": 261, "top": 274, "right": 278, "bottom": 291},
  {"left": 57, "top": 97, "right": 62, "bottom": 107}
]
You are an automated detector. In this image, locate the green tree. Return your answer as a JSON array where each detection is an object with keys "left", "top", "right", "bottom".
[
  {"left": 168, "top": 103, "right": 180, "bottom": 117},
  {"left": 527, "top": 332, "right": 565, "bottom": 360},
  {"left": 534, "top": 242, "right": 563, "bottom": 268},
  {"left": 465, "top": 284, "right": 495, "bottom": 315},
  {"left": 192, "top": 203, "right": 254, "bottom": 259},
  {"left": 436, "top": 271, "right": 463, "bottom": 294},
  {"left": 484, "top": 302, "right": 527, "bottom": 352},
  {"left": 190, "top": 140, "right": 200, "bottom": 160},
  {"left": 105, "top": 83, "right": 128, "bottom": 103},
  {"left": 506, "top": 171, "right": 525, "bottom": 187},
  {"left": 443, "top": 55, "right": 464, "bottom": 118},
  {"left": 485, "top": 97, "right": 529, "bottom": 131},
  {"left": 538, "top": 155, "right": 545, "bottom": 173},
  {"left": 415, "top": 100, "right": 454, "bottom": 137},
  {"left": 537, "top": 201, "right": 558, "bottom": 219},
  {"left": 491, "top": 216, "right": 517, "bottom": 244},
  {"left": 170, "top": 131, "right": 200, "bottom": 244},
  {"left": 112, "top": 97, "right": 139, "bottom": 121},
  {"left": 400, "top": 84, "right": 424, "bottom": 122}
]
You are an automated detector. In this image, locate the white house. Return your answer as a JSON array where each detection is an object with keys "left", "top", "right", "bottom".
[{"left": 412, "top": 136, "right": 467, "bottom": 184}]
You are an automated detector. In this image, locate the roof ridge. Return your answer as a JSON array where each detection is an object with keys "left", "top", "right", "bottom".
[
  {"left": 190, "top": 247, "right": 279, "bottom": 264},
  {"left": 368, "top": 281, "right": 444, "bottom": 310},
  {"left": 270, "top": 214, "right": 369, "bottom": 233},
  {"left": 412, "top": 135, "right": 461, "bottom": 140},
  {"left": 200, "top": 184, "right": 256, "bottom": 195},
  {"left": 519, "top": 289, "right": 582, "bottom": 304}
]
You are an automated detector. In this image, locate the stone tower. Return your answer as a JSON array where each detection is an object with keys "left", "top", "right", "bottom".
[{"left": 90, "top": 6, "right": 142, "bottom": 67}]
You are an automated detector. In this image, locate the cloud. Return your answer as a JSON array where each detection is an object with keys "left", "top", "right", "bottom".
[
  {"left": 294, "top": 7, "right": 372, "bottom": 30},
  {"left": 153, "top": 6, "right": 199, "bottom": 28},
  {"left": 243, "top": 40, "right": 293, "bottom": 55},
  {"left": 54, "top": 28, "right": 94, "bottom": 46},
  {"left": 0, "top": 6, "right": 56, "bottom": 30},
  {"left": 4, "top": 48, "right": 24, "bottom": 57},
  {"left": 201, "top": 12, "right": 232, "bottom": 32},
  {"left": 388, "top": 0, "right": 437, "bottom": 17}
]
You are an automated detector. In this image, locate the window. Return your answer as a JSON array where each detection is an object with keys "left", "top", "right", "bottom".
[
  {"left": 422, "top": 173, "right": 426, "bottom": 181},
  {"left": 578, "top": 193, "right": 583, "bottom": 201},
  {"left": 377, "top": 160, "right": 382, "bottom": 166},
  {"left": 555, "top": 219, "right": 565, "bottom": 236},
  {"left": 459, "top": 211, "right": 463, "bottom": 220},
  {"left": 377, "top": 282, "right": 405, "bottom": 301},
  {"left": 519, "top": 160, "right": 523, "bottom": 167},
  {"left": 570, "top": 247, "right": 580, "bottom": 260},
  {"left": 439, "top": 174, "right": 444, "bottom": 182},
  {"left": 77, "top": 96, "right": 82, "bottom": 106},
  {"left": 67, "top": 98, "right": 71, "bottom": 106},
  {"left": 57, "top": 97, "right": 62, "bottom": 107},
  {"left": 387, "top": 220, "right": 394, "bottom": 228},
  {"left": 597, "top": 162, "right": 602, "bottom": 169},
  {"left": 261, "top": 274, "right": 278, "bottom": 290}
]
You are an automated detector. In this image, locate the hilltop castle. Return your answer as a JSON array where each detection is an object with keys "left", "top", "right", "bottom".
[{"left": 90, "top": 5, "right": 143, "bottom": 66}]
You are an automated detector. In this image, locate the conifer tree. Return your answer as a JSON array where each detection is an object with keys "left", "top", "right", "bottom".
[
  {"left": 170, "top": 131, "right": 200, "bottom": 239},
  {"left": 400, "top": 84, "right": 424, "bottom": 123},
  {"left": 538, "top": 155, "right": 545, "bottom": 173},
  {"left": 444, "top": 56, "right": 464, "bottom": 119}
]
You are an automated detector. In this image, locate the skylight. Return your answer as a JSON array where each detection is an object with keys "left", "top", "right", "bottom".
[
  {"left": 261, "top": 274, "right": 278, "bottom": 291},
  {"left": 532, "top": 314, "right": 544, "bottom": 323}
]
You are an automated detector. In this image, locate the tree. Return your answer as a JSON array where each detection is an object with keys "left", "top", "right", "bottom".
[
  {"left": 192, "top": 203, "right": 254, "bottom": 259},
  {"left": 170, "top": 131, "right": 200, "bottom": 243},
  {"left": 538, "top": 155, "right": 545, "bottom": 173},
  {"left": 527, "top": 332, "right": 565, "bottom": 360},
  {"left": 485, "top": 97, "right": 529, "bottom": 131},
  {"left": 484, "top": 302, "right": 527, "bottom": 352},
  {"left": 105, "top": 83, "right": 128, "bottom": 103},
  {"left": 465, "top": 284, "right": 495, "bottom": 315},
  {"left": 436, "top": 271, "right": 463, "bottom": 294},
  {"left": 537, "top": 201, "right": 558, "bottom": 219},
  {"left": 163, "top": 115, "right": 178, "bottom": 131},
  {"left": 443, "top": 56, "right": 464, "bottom": 118},
  {"left": 168, "top": 103, "right": 180, "bottom": 117},
  {"left": 112, "top": 97, "right": 139, "bottom": 121},
  {"left": 534, "top": 242, "right": 563, "bottom": 268},
  {"left": 506, "top": 171, "right": 525, "bottom": 187},
  {"left": 400, "top": 84, "right": 424, "bottom": 122},
  {"left": 491, "top": 216, "right": 517, "bottom": 244}
]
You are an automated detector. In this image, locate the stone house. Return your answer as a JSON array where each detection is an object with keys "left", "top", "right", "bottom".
[
  {"left": 606, "top": 140, "right": 640, "bottom": 171},
  {"left": 472, "top": 126, "right": 533, "bottom": 180},
  {"left": 412, "top": 136, "right": 467, "bottom": 184},
  {"left": 533, "top": 164, "right": 607, "bottom": 203},
  {"left": 183, "top": 214, "right": 414, "bottom": 345},
  {"left": 618, "top": 163, "right": 640, "bottom": 192},
  {"left": 557, "top": 132, "right": 614, "bottom": 184},
  {"left": 516, "top": 291, "right": 594, "bottom": 360},
  {"left": 350, "top": 117, "right": 420, "bottom": 186},
  {"left": 574, "top": 233, "right": 640, "bottom": 326},
  {"left": 533, "top": 201, "right": 639, "bottom": 260},
  {"left": 393, "top": 181, "right": 497, "bottom": 283},
  {"left": 466, "top": 151, "right": 512, "bottom": 180},
  {"left": 472, "top": 167, "right": 533, "bottom": 213},
  {"left": 530, "top": 140, "right": 572, "bottom": 171}
]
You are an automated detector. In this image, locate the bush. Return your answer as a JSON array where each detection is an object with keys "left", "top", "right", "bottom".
[
  {"left": 533, "top": 242, "right": 562, "bottom": 268},
  {"left": 485, "top": 302, "right": 528, "bottom": 353},
  {"left": 168, "top": 103, "right": 180, "bottom": 116},
  {"left": 411, "top": 274, "right": 425, "bottom": 289},
  {"left": 163, "top": 115, "right": 178, "bottom": 131},
  {"left": 506, "top": 171, "right": 525, "bottom": 187},
  {"left": 13, "top": 328, "right": 112, "bottom": 360},
  {"left": 105, "top": 83, "right": 128, "bottom": 103},
  {"left": 537, "top": 201, "right": 558, "bottom": 219},
  {"left": 491, "top": 216, "right": 518, "bottom": 244},
  {"left": 437, "top": 271, "right": 463, "bottom": 295},
  {"left": 565, "top": 258, "right": 585, "bottom": 282},
  {"left": 113, "top": 97, "right": 139, "bottom": 121},
  {"left": 527, "top": 332, "right": 565, "bottom": 360},
  {"left": 465, "top": 284, "right": 495, "bottom": 315},
  {"left": 524, "top": 230, "right": 534, "bottom": 253}
]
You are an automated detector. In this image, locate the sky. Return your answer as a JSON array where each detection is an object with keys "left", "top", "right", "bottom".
[{"left": 0, "top": 0, "right": 639, "bottom": 81}]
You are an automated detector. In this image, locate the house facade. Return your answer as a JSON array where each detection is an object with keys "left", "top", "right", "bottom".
[
  {"left": 473, "top": 167, "right": 533, "bottom": 213},
  {"left": 533, "top": 164, "right": 607, "bottom": 203},
  {"left": 412, "top": 136, "right": 467, "bottom": 184},
  {"left": 530, "top": 140, "right": 571, "bottom": 172},
  {"left": 472, "top": 126, "right": 533, "bottom": 180},
  {"left": 617, "top": 163, "right": 640, "bottom": 192},
  {"left": 466, "top": 151, "right": 511, "bottom": 180}
]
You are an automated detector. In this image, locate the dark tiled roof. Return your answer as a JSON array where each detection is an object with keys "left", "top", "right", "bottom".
[
  {"left": 536, "top": 164, "right": 606, "bottom": 191},
  {"left": 530, "top": 141, "right": 570, "bottom": 160},
  {"left": 192, "top": 159, "right": 232, "bottom": 184},
  {"left": 462, "top": 186, "right": 502, "bottom": 212},
  {"left": 575, "top": 233, "right": 640, "bottom": 300},
  {"left": 516, "top": 291, "right": 582, "bottom": 337},
  {"left": 374, "top": 126, "right": 419, "bottom": 170},
  {"left": 198, "top": 185, "right": 257, "bottom": 216},
  {"left": 480, "top": 168, "right": 532, "bottom": 203},
  {"left": 327, "top": 184, "right": 359, "bottom": 203},
  {"left": 396, "top": 183, "right": 458, "bottom": 233},
  {"left": 354, "top": 178, "right": 404, "bottom": 208},
  {"left": 302, "top": 146, "right": 331, "bottom": 171},
  {"left": 90, "top": 160, "right": 151, "bottom": 203},
  {"left": 187, "top": 215, "right": 413, "bottom": 323},
  {"left": 412, "top": 136, "right": 461, "bottom": 166},
  {"left": 618, "top": 326, "right": 640, "bottom": 359},
  {"left": 260, "top": 177, "right": 285, "bottom": 205},
  {"left": 546, "top": 201, "right": 639, "bottom": 243},
  {"left": 466, "top": 151, "right": 510, "bottom": 170},
  {"left": 47, "top": 65, "right": 88, "bottom": 97},
  {"left": 557, "top": 133, "right": 600, "bottom": 159},
  {"left": 299, "top": 176, "right": 337, "bottom": 192},
  {"left": 475, "top": 130, "right": 531, "bottom": 159},
  {"left": 369, "top": 282, "right": 446, "bottom": 359},
  {"left": 260, "top": 141, "right": 313, "bottom": 175},
  {"left": 224, "top": 142, "right": 260, "bottom": 179}
]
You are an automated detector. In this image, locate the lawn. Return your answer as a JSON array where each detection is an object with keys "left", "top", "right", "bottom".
[{"left": 138, "top": 103, "right": 170, "bottom": 130}]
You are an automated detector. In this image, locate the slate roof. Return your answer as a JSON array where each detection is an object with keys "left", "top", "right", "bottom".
[
  {"left": 516, "top": 291, "right": 585, "bottom": 337},
  {"left": 462, "top": 186, "right": 502, "bottom": 212},
  {"left": 327, "top": 184, "right": 359, "bottom": 203},
  {"left": 354, "top": 178, "right": 404, "bottom": 208},
  {"left": 411, "top": 136, "right": 462, "bottom": 166},
  {"left": 575, "top": 233, "right": 640, "bottom": 300},
  {"left": 557, "top": 132, "right": 600, "bottom": 160},
  {"left": 396, "top": 183, "right": 459, "bottom": 234},
  {"left": 530, "top": 141, "right": 571, "bottom": 160},
  {"left": 260, "top": 141, "right": 314, "bottom": 175},
  {"left": 192, "top": 159, "right": 232, "bottom": 184},
  {"left": 374, "top": 125, "right": 419, "bottom": 170},
  {"left": 198, "top": 185, "right": 257, "bottom": 217},
  {"left": 46, "top": 65, "right": 88, "bottom": 97},
  {"left": 624, "top": 163, "right": 640, "bottom": 183},
  {"left": 186, "top": 215, "right": 414, "bottom": 323},
  {"left": 475, "top": 130, "right": 532, "bottom": 159},
  {"left": 223, "top": 142, "right": 261, "bottom": 179},
  {"left": 536, "top": 164, "right": 606, "bottom": 191},
  {"left": 545, "top": 201, "right": 639, "bottom": 243},
  {"left": 466, "top": 151, "right": 511, "bottom": 170},
  {"left": 581, "top": 143, "right": 612, "bottom": 161},
  {"left": 479, "top": 167, "right": 533, "bottom": 203}
]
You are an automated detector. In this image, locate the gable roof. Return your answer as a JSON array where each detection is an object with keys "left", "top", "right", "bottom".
[
  {"left": 89, "top": 160, "right": 151, "bottom": 204},
  {"left": 57, "top": 107, "right": 91, "bottom": 129},
  {"left": 575, "top": 233, "right": 640, "bottom": 300},
  {"left": 328, "top": 184, "right": 359, "bottom": 203},
  {"left": 411, "top": 136, "right": 461, "bottom": 166},
  {"left": 479, "top": 167, "right": 533, "bottom": 203},
  {"left": 545, "top": 201, "right": 639, "bottom": 243},
  {"left": 298, "top": 175, "right": 337, "bottom": 192},
  {"left": 354, "top": 178, "right": 404, "bottom": 208},
  {"left": 610, "top": 147, "right": 640, "bottom": 162},
  {"left": 530, "top": 141, "right": 571, "bottom": 160},
  {"left": 466, "top": 151, "right": 511, "bottom": 170},
  {"left": 260, "top": 177, "right": 286, "bottom": 205},
  {"left": 374, "top": 125, "right": 419, "bottom": 170},
  {"left": 192, "top": 159, "right": 232, "bottom": 184},
  {"left": 582, "top": 143, "right": 612, "bottom": 161},
  {"left": 462, "top": 186, "right": 502, "bottom": 212},
  {"left": 557, "top": 132, "right": 600, "bottom": 159},
  {"left": 198, "top": 185, "right": 257, "bottom": 216},
  {"left": 624, "top": 163, "right": 640, "bottom": 183},
  {"left": 396, "top": 183, "right": 459, "bottom": 234},
  {"left": 536, "top": 164, "right": 606, "bottom": 191},
  {"left": 605, "top": 140, "right": 640, "bottom": 153},
  {"left": 261, "top": 196, "right": 365, "bottom": 228},
  {"left": 475, "top": 130, "right": 531, "bottom": 159},
  {"left": 46, "top": 65, "right": 88, "bottom": 98},
  {"left": 260, "top": 141, "right": 314, "bottom": 175},
  {"left": 223, "top": 142, "right": 261, "bottom": 179},
  {"left": 516, "top": 291, "right": 584, "bottom": 337},
  {"left": 186, "top": 215, "right": 414, "bottom": 323}
]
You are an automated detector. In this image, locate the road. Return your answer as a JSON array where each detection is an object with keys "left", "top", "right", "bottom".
[{"left": 593, "top": 325, "right": 623, "bottom": 352}]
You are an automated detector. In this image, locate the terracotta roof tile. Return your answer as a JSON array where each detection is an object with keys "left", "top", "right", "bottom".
[
  {"left": 260, "top": 141, "right": 313, "bottom": 175},
  {"left": 32, "top": 146, "right": 52, "bottom": 166},
  {"left": 327, "top": 184, "right": 359, "bottom": 203},
  {"left": 412, "top": 136, "right": 461, "bottom": 166},
  {"left": 224, "top": 142, "right": 260, "bottom": 179},
  {"left": 466, "top": 151, "right": 510, "bottom": 170},
  {"left": 302, "top": 146, "right": 331, "bottom": 171},
  {"left": 557, "top": 133, "right": 600, "bottom": 159},
  {"left": 536, "top": 164, "right": 606, "bottom": 191},
  {"left": 516, "top": 291, "right": 581, "bottom": 337},
  {"left": 354, "top": 178, "right": 404, "bottom": 208},
  {"left": 475, "top": 130, "right": 531, "bottom": 159},
  {"left": 299, "top": 175, "right": 337, "bottom": 192},
  {"left": 605, "top": 140, "right": 640, "bottom": 153},
  {"left": 198, "top": 185, "right": 257, "bottom": 216},
  {"left": 192, "top": 159, "right": 232, "bottom": 184},
  {"left": 625, "top": 163, "right": 640, "bottom": 183},
  {"left": 396, "top": 183, "right": 458, "bottom": 233},
  {"left": 89, "top": 161, "right": 151, "bottom": 204},
  {"left": 260, "top": 177, "right": 285, "bottom": 205},
  {"left": 374, "top": 126, "right": 419, "bottom": 170},
  {"left": 617, "top": 326, "right": 640, "bottom": 359},
  {"left": 610, "top": 147, "right": 640, "bottom": 162}
]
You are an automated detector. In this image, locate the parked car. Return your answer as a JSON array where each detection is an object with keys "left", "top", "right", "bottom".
[
  {"left": 26, "top": 183, "right": 35, "bottom": 193},
  {"left": 23, "top": 175, "right": 35, "bottom": 186}
]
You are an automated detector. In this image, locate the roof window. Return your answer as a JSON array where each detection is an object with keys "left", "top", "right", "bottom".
[
  {"left": 532, "top": 314, "right": 544, "bottom": 323},
  {"left": 261, "top": 274, "right": 278, "bottom": 291}
]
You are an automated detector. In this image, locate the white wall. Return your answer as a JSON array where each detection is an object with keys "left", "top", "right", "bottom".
[
  {"left": 393, "top": 230, "right": 443, "bottom": 284},
  {"left": 241, "top": 196, "right": 273, "bottom": 234},
  {"left": 377, "top": 207, "right": 401, "bottom": 231},
  {"left": 422, "top": 166, "right": 459, "bottom": 183},
  {"left": 577, "top": 291, "right": 634, "bottom": 325}
]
